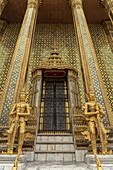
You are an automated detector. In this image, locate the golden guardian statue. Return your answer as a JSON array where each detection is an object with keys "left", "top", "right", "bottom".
[
  {"left": 7, "top": 88, "right": 30, "bottom": 154},
  {"left": 84, "top": 91, "right": 107, "bottom": 155}
]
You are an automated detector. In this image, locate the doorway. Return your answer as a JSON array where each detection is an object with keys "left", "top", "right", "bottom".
[{"left": 39, "top": 78, "right": 70, "bottom": 133}]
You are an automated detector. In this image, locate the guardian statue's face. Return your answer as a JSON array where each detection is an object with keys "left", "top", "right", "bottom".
[
  {"left": 88, "top": 93, "right": 96, "bottom": 102},
  {"left": 20, "top": 93, "right": 26, "bottom": 102}
]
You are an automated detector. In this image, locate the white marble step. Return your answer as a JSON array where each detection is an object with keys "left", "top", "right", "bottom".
[
  {"left": 35, "top": 134, "right": 75, "bottom": 162},
  {"left": 37, "top": 134, "right": 73, "bottom": 136},
  {"left": 26, "top": 162, "right": 89, "bottom": 170},
  {"left": 36, "top": 143, "right": 75, "bottom": 152},
  {"left": 35, "top": 153, "right": 75, "bottom": 162},
  {"left": 37, "top": 134, "right": 73, "bottom": 143},
  {"left": 36, "top": 141, "right": 74, "bottom": 144}
]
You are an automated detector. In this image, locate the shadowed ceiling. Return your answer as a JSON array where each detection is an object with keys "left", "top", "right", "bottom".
[{"left": 0, "top": 0, "right": 109, "bottom": 24}]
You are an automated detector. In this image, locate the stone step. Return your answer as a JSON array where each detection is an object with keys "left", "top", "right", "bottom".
[
  {"left": 26, "top": 162, "right": 89, "bottom": 170},
  {"left": 36, "top": 143, "right": 75, "bottom": 151},
  {"left": 37, "top": 135, "right": 73, "bottom": 143},
  {"left": 35, "top": 153, "right": 75, "bottom": 162},
  {"left": 37, "top": 133, "right": 72, "bottom": 136},
  {"left": 35, "top": 150, "right": 75, "bottom": 153},
  {"left": 35, "top": 134, "right": 75, "bottom": 162},
  {"left": 36, "top": 141, "right": 74, "bottom": 144}
]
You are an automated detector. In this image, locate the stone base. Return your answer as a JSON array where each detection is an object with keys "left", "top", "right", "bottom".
[
  {"left": 35, "top": 153, "right": 76, "bottom": 162},
  {"left": 75, "top": 150, "right": 87, "bottom": 162},
  {"left": 85, "top": 154, "right": 113, "bottom": 170},
  {"left": 23, "top": 151, "right": 34, "bottom": 162},
  {"left": 0, "top": 154, "right": 26, "bottom": 170}
]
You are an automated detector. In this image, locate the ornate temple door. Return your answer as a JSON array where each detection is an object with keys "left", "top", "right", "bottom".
[{"left": 39, "top": 79, "right": 70, "bottom": 133}]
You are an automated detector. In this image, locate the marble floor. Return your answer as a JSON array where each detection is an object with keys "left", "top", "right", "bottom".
[{"left": 26, "top": 162, "right": 90, "bottom": 170}]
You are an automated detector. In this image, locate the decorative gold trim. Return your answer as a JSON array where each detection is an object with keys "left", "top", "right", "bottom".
[
  {"left": 44, "top": 70, "right": 66, "bottom": 78},
  {"left": 12, "top": 154, "right": 20, "bottom": 170},
  {"left": 69, "top": 0, "right": 83, "bottom": 8},
  {"left": 39, "top": 80, "right": 45, "bottom": 131},
  {"left": 28, "top": 0, "right": 43, "bottom": 10},
  {"left": 64, "top": 81, "right": 70, "bottom": 131},
  {"left": 95, "top": 153, "right": 103, "bottom": 170}
]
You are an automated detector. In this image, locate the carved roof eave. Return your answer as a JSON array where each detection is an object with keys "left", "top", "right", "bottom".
[{"left": 32, "top": 59, "right": 78, "bottom": 75}]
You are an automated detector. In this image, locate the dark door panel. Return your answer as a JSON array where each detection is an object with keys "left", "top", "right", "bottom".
[{"left": 40, "top": 80, "right": 67, "bottom": 132}]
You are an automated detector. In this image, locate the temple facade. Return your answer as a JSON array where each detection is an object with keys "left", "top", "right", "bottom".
[{"left": 0, "top": 0, "right": 113, "bottom": 169}]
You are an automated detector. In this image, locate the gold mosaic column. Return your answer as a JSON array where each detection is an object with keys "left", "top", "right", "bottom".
[
  {"left": 0, "top": 0, "right": 7, "bottom": 16},
  {"left": 0, "top": 0, "right": 40, "bottom": 124},
  {"left": 70, "top": 0, "right": 113, "bottom": 125},
  {"left": 103, "top": 0, "right": 113, "bottom": 25},
  {"left": 70, "top": 0, "right": 94, "bottom": 93}
]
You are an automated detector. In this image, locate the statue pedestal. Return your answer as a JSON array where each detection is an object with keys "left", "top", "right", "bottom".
[
  {"left": 0, "top": 154, "right": 26, "bottom": 170},
  {"left": 85, "top": 154, "right": 113, "bottom": 170},
  {"left": 75, "top": 150, "right": 87, "bottom": 162}
]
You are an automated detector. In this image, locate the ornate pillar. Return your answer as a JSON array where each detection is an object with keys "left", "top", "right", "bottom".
[
  {"left": 31, "top": 69, "right": 42, "bottom": 153},
  {"left": 70, "top": 0, "right": 94, "bottom": 94},
  {"left": 31, "top": 70, "right": 42, "bottom": 116},
  {"left": 70, "top": 0, "right": 113, "bottom": 125},
  {"left": 68, "top": 70, "right": 80, "bottom": 116},
  {"left": 102, "top": 0, "right": 113, "bottom": 25},
  {"left": 0, "top": 0, "right": 7, "bottom": 16},
  {"left": 0, "top": 0, "right": 41, "bottom": 125}
]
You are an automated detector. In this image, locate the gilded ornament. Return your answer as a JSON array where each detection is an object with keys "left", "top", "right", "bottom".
[
  {"left": 95, "top": 153, "right": 103, "bottom": 170},
  {"left": 32, "top": 40, "right": 78, "bottom": 74},
  {"left": 24, "top": 133, "right": 35, "bottom": 141},
  {"left": 70, "top": 0, "right": 83, "bottom": 8},
  {"left": 82, "top": 131, "right": 90, "bottom": 141},
  {"left": 12, "top": 154, "right": 20, "bottom": 170},
  {"left": 28, "top": 0, "right": 43, "bottom": 9}
]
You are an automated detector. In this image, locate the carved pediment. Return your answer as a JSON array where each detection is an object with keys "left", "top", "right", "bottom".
[{"left": 32, "top": 44, "right": 78, "bottom": 75}]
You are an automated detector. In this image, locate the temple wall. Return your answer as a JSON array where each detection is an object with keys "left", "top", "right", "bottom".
[
  {"left": 89, "top": 24, "right": 113, "bottom": 115},
  {"left": 0, "top": 23, "right": 112, "bottom": 126},
  {"left": 0, "top": 20, "right": 8, "bottom": 41},
  {"left": 0, "top": 23, "right": 21, "bottom": 97}
]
